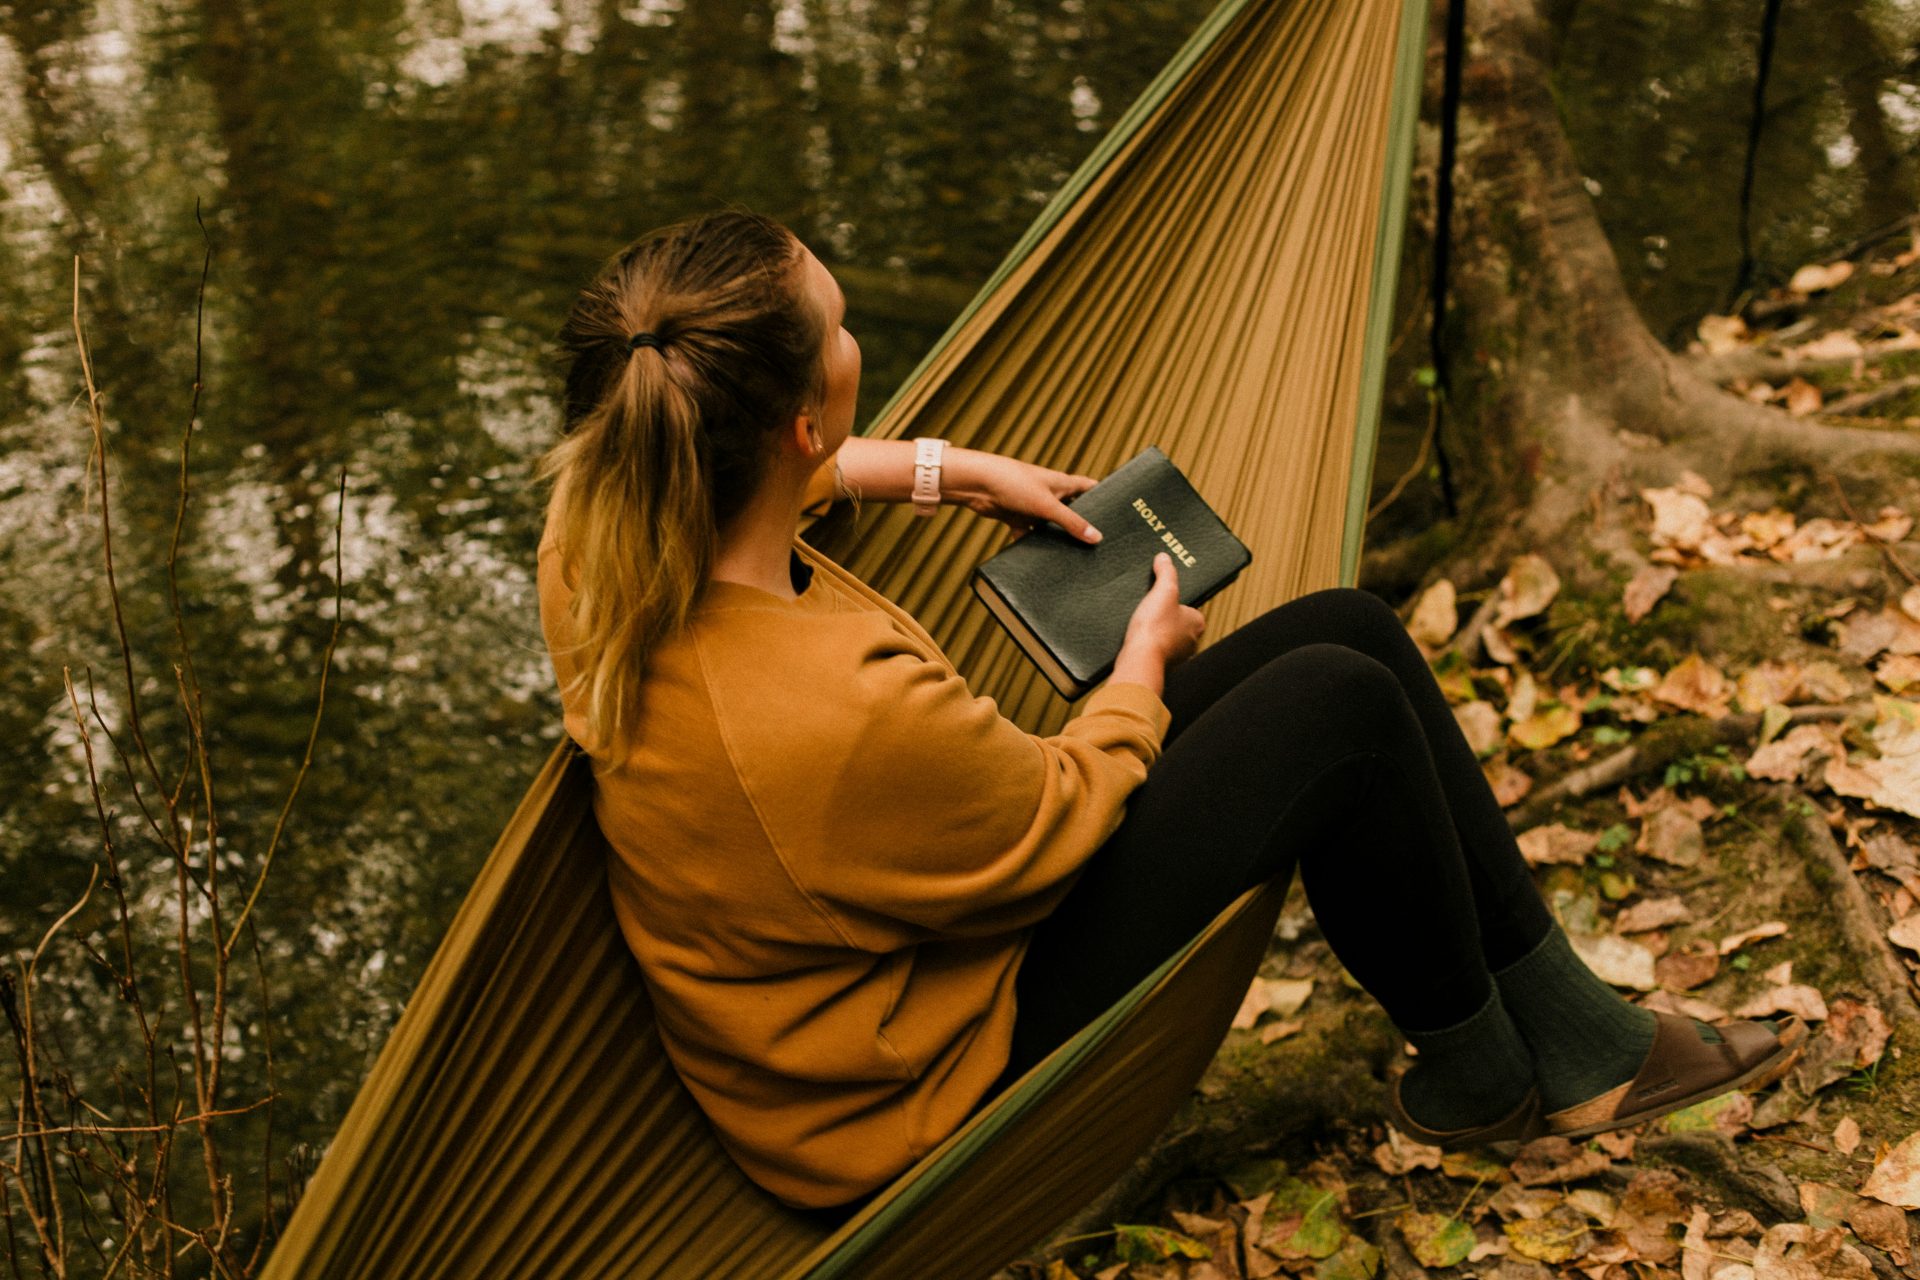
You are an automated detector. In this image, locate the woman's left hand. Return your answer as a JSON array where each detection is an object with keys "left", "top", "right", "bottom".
[{"left": 947, "top": 452, "right": 1104, "bottom": 545}]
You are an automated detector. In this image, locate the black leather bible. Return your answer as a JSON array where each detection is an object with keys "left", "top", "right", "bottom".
[{"left": 970, "top": 445, "right": 1252, "bottom": 700}]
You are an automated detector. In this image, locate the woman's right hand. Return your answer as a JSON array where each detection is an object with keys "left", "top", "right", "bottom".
[{"left": 1113, "top": 553, "right": 1205, "bottom": 688}]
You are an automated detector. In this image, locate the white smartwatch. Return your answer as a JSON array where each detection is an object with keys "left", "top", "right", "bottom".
[{"left": 910, "top": 437, "right": 947, "bottom": 518}]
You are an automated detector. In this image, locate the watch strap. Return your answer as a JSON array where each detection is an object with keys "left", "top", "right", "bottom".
[{"left": 911, "top": 437, "right": 946, "bottom": 517}]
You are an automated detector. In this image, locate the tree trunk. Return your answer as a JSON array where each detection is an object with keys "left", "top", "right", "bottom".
[{"left": 1364, "top": 0, "right": 1920, "bottom": 600}]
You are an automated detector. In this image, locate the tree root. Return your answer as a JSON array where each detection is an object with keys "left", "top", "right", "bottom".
[
  {"left": 1622, "top": 1131, "right": 1801, "bottom": 1220},
  {"left": 1505, "top": 703, "right": 1866, "bottom": 832},
  {"left": 1688, "top": 346, "right": 1920, "bottom": 389},
  {"left": 1775, "top": 783, "right": 1920, "bottom": 1028},
  {"left": 1824, "top": 376, "right": 1920, "bottom": 419}
]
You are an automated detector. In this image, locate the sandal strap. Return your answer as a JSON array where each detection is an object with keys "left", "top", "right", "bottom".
[{"left": 1544, "top": 1011, "right": 1797, "bottom": 1133}]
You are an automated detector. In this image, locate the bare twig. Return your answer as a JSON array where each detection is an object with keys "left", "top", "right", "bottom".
[
  {"left": 11, "top": 236, "right": 309, "bottom": 1279},
  {"left": 224, "top": 466, "right": 348, "bottom": 956},
  {"left": 1822, "top": 470, "right": 1920, "bottom": 589},
  {"left": 1369, "top": 393, "right": 1441, "bottom": 524}
]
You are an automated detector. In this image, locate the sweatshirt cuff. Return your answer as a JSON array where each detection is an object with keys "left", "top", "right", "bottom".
[{"left": 1081, "top": 678, "right": 1173, "bottom": 741}]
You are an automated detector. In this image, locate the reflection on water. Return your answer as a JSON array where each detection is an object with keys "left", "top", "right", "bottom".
[
  {"left": 1548, "top": 0, "right": 1920, "bottom": 342},
  {"left": 2, "top": 0, "right": 1915, "bottom": 1258}
]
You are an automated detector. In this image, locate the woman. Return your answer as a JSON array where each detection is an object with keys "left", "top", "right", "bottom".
[{"left": 534, "top": 208, "right": 1800, "bottom": 1212}]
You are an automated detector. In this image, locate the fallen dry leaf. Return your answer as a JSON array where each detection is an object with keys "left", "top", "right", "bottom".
[
  {"left": 1834, "top": 1116, "right": 1861, "bottom": 1155},
  {"left": 1758, "top": 1221, "right": 1874, "bottom": 1279},
  {"left": 1614, "top": 1168, "right": 1693, "bottom": 1264},
  {"left": 1858, "top": 831, "right": 1920, "bottom": 898},
  {"left": 1655, "top": 945, "right": 1721, "bottom": 991},
  {"left": 1615, "top": 895, "right": 1691, "bottom": 933},
  {"left": 1772, "top": 516, "right": 1865, "bottom": 563},
  {"left": 1258, "top": 1017, "right": 1304, "bottom": 1045},
  {"left": 1454, "top": 700, "right": 1503, "bottom": 756},
  {"left": 1660, "top": 1090, "right": 1754, "bottom": 1138},
  {"left": 1484, "top": 756, "right": 1534, "bottom": 807},
  {"left": 1875, "top": 652, "right": 1920, "bottom": 692},
  {"left": 1860, "top": 1130, "right": 1920, "bottom": 1209},
  {"left": 1794, "top": 326, "right": 1864, "bottom": 357},
  {"left": 1837, "top": 702, "right": 1920, "bottom": 819},
  {"left": 1504, "top": 1204, "right": 1592, "bottom": 1264},
  {"left": 1571, "top": 932, "right": 1657, "bottom": 990},
  {"left": 1644, "top": 486, "right": 1716, "bottom": 550},
  {"left": 1398, "top": 1211, "right": 1475, "bottom": 1268},
  {"left": 1681, "top": 1205, "right": 1713, "bottom": 1280},
  {"left": 1486, "top": 1183, "right": 1563, "bottom": 1221},
  {"left": 1735, "top": 660, "right": 1804, "bottom": 712},
  {"left": 1623, "top": 564, "right": 1679, "bottom": 623},
  {"left": 1232, "top": 976, "right": 1313, "bottom": 1031},
  {"left": 1512, "top": 1136, "right": 1612, "bottom": 1187},
  {"left": 1847, "top": 1197, "right": 1911, "bottom": 1264},
  {"left": 1518, "top": 822, "right": 1598, "bottom": 867},
  {"left": 1482, "top": 621, "right": 1519, "bottom": 665},
  {"left": 1743, "top": 508, "right": 1797, "bottom": 550},
  {"left": 1783, "top": 376, "right": 1823, "bottom": 416},
  {"left": 1838, "top": 608, "right": 1920, "bottom": 662},
  {"left": 1508, "top": 702, "right": 1582, "bottom": 751},
  {"left": 1734, "top": 983, "right": 1828, "bottom": 1022},
  {"left": 1800, "top": 660, "right": 1858, "bottom": 702},
  {"left": 1745, "top": 722, "right": 1842, "bottom": 783},
  {"left": 1408, "top": 579, "right": 1458, "bottom": 649},
  {"left": 1651, "top": 653, "right": 1734, "bottom": 717},
  {"left": 1718, "top": 921, "right": 1789, "bottom": 956},
  {"left": 1864, "top": 505, "right": 1916, "bottom": 544},
  {"left": 1643, "top": 988, "right": 1731, "bottom": 1022},
  {"left": 1492, "top": 554, "right": 1561, "bottom": 628},
  {"left": 1697, "top": 314, "right": 1749, "bottom": 354},
  {"left": 1508, "top": 669, "right": 1540, "bottom": 723},
  {"left": 1372, "top": 1127, "right": 1442, "bottom": 1175},
  {"left": 1788, "top": 261, "right": 1855, "bottom": 293},
  {"left": 1756, "top": 996, "right": 1891, "bottom": 1121},
  {"left": 1638, "top": 806, "right": 1707, "bottom": 868}
]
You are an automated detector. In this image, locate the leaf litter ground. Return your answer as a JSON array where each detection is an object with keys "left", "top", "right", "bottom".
[{"left": 998, "top": 230, "right": 1920, "bottom": 1280}]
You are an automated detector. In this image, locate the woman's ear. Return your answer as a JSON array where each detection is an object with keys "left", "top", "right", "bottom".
[{"left": 793, "top": 410, "right": 824, "bottom": 456}]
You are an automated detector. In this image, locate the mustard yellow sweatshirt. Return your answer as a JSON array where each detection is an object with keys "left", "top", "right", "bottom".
[{"left": 536, "top": 520, "right": 1171, "bottom": 1208}]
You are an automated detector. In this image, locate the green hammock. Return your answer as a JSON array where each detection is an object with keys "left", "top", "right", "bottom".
[{"left": 259, "top": 0, "right": 1426, "bottom": 1273}]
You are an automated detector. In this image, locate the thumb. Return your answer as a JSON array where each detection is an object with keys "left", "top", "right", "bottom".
[{"left": 1152, "top": 551, "right": 1178, "bottom": 589}]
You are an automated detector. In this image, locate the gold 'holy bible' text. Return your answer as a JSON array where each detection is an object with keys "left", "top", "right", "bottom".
[{"left": 1130, "top": 497, "right": 1198, "bottom": 568}]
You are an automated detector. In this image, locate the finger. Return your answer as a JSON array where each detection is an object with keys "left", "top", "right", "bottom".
[{"left": 1057, "top": 502, "right": 1103, "bottom": 544}]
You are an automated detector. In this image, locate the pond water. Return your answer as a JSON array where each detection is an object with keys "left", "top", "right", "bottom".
[{"left": 2, "top": 0, "right": 1915, "bottom": 1259}]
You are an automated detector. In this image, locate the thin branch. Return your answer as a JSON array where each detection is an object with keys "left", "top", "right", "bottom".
[
  {"left": 0, "top": 1096, "right": 276, "bottom": 1147},
  {"left": 72, "top": 256, "right": 181, "bottom": 861},
  {"left": 1822, "top": 469, "right": 1920, "bottom": 588},
  {"left": 224, "top": 467, "right": 348, "bottom": 955}
]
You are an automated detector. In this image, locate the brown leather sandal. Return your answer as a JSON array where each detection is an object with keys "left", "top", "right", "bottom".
[
  {"left": 1383, "top": 1075, "right": 1546, "bottom": 1150},
  {"left": 1543, "top": 1012, "right": 1808, "bottom": 1140}
]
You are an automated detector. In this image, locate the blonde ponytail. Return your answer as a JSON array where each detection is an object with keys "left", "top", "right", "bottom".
[{"left": 533, "top": 209, "right": 830, "bottom": 759}]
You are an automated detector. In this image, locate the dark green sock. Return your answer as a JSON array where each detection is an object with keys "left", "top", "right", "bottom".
[
  {"left": 1492, "top": 927, "right": 1657, "bottom": 1113},
  {"left": 1398, "top": 988, "right": 1535, "bottom": 1132}
]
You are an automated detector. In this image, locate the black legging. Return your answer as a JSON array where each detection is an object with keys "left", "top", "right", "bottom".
[{"left": 995, "top": 585, "right": 1557, "bottom": 1088}]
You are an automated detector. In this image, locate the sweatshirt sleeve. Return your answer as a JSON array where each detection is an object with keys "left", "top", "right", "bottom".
[{"left": 697, "top": 609, "right": 1172, "bottom": 947}]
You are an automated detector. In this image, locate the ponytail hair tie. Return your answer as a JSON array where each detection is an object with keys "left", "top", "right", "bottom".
[{"left": 627, "top": 331, "right": 665, "bottom": 353}]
